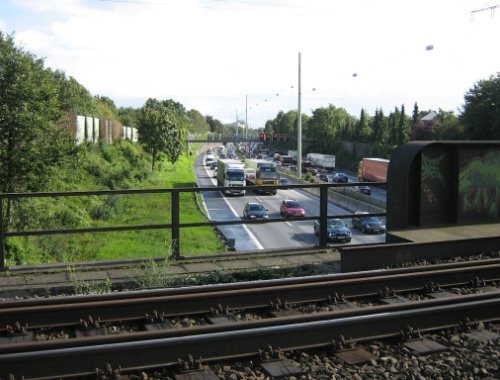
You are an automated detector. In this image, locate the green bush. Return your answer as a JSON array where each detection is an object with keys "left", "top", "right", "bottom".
[
  {"left": 90, "top": 195, "right": 121, "bottom": 221},
  {"left": 305, "top": 172, "right": 315, "bottom": 182},
  {"left": 5, "top": 237, "right": 27, "bottom": 265}
]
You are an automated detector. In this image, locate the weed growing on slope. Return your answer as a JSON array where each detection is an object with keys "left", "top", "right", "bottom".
[
  {"left": 67, "top": 265, "right": 112, "bottom": 295},
  {"left": 130, "top": 250, "right": 174, "bottom": 289}
]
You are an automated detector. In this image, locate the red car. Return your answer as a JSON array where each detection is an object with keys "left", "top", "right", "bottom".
[{"left": 280, "top": 199, "right": 306, "bottom": 218}]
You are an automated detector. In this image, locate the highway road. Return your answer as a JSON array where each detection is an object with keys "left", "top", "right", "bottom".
[
  {"left": 280, "top": 167, "right": 387, "bottom": 202},
  {"left": 196, "top": 154, "right": 386, "bottom": 252}
]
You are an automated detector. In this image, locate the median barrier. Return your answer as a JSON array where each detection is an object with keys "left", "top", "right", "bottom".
[{"left": 331, "top": 188, "right": 386, "bottom": 214}]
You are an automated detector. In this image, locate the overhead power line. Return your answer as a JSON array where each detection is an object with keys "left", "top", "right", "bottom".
[{"left": 471, "top": 3, "right": 500, "bottom": 20}]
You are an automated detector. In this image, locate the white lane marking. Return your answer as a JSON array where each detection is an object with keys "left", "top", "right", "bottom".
[{"left": 202, "top": 160, "right": 263, "bottom": 250}]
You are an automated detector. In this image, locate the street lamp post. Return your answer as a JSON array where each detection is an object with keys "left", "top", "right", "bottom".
[{"left": 297, "top": 52, "right": 302, "bottom": 179}]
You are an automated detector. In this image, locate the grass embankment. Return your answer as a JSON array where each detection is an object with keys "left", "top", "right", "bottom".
[{"left": 6, "top": 140, "right": 226, "bottom": 266}]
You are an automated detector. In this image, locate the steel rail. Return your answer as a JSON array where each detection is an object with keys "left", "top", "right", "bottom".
[
  {"left": 2, "top": 292, "right": 500, "bottom": 379},
  {"left": 2, "top": 289, "right": 499, "bottom": 355},
  {"left": 1, "top": 260, "right": 500, "bottom": 330}
]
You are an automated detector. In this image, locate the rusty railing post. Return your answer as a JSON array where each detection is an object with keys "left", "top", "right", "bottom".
[
  {"left": 171, "top": 190, "right": 180, "bottom": 259},
  {"left": 318, "top": 184, "right": 329, "bottom": 247},
  {"left": 0, "top": 196, "right": 5, "bottom": 271}
]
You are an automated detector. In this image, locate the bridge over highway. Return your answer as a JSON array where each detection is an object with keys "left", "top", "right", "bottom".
[{"left": 1, "top": 141, "right": 499, "bottom": 272}]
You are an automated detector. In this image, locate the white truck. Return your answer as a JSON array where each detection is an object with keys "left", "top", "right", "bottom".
[
  {"left": 217, "top": 159, "right": 246, "bottom": 195},
  {"left": 278, "top": 155, "right": 294, "bottom": 166},
  {"left": 306, "top": 153, "right": 336, "bottom": 170}
]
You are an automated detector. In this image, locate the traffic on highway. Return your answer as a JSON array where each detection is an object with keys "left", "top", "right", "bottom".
[{"left": 196, "top": 145, "right": 387, "bottom": 252}]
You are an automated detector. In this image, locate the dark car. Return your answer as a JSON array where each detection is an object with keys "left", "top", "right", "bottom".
[
  {"left": 316, "top": 173, "right": 329, "bottom": 182},
  {"left": 209, "top": 161, "right": 218, "bottom": 170},
  {"left": 333, "top": 173, "right": 348, "bottom": 183},
  {"left": 243, "top": 202, "right": 269, "bottom": 220},
  {"left": 314, "top": 218, "right": 352, "bottom": 243},
  {"left": 351, "top": 185, "right": 371, "bottom": 195},
  {"left": 352, "top": 211, "right": 386, "bottom": 234},
  {"left": 280, "top": 199, "right": 305, "bottom": 218}
]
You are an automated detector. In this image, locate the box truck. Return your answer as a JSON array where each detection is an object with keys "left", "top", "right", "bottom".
[
  {"left": 358, "top": 158, "right": 389, "bottom": 184},
  {"left": 217, "top": 159, "right": 246, "bottom": 195},
  {"left": 244, "top": 159, "right": 279, "bottom": 195}
]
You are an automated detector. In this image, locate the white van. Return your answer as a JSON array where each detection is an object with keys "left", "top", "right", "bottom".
[{"left": 205, "top": 154, "right": 216, "bottom": 166}]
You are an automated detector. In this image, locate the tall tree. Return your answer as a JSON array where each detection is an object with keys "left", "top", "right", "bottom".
[
  {"left": 205, "top": 115, "right": 224, "bottom": 135},
  {"left": 137, "top": 98, "right": 187, "bottom": 172},
  {"left": 50, "top": 70, "right": 98, "bottom": 116},
  {"left": 264, "top": 118, "right": 276, "bottom": 134},
  {"left": 186, "top": 109, "right": 210, "bottom": 134},
  {"left": 411, "top": 102, "right": 420, "bottom": 129},
  {"left": 0, "top": 31, "right": 78, "bottom": 225},
  {"left": 410, "top": 103, "right": 438, "bottom": 141},
  {"left": 280, "top": 110, "right": 298, "bottom": 136},
  {"left": 163, "top": 99, "right": 189, "bottom": 167},
  {"left": 265, "top": 110, "right": 298, "bottom": 135},
  {"left": 307, "top": 104, "right": 357, "bottom": 152},
  {"left": 357, "top": 109, "right": 372, "bottom": 143},
  {"left": 396, "top": 104, "right": 410, "bottom": 145},
  {"left": 264, "top": 111, "right": 283, "bottom": 134},
  {"left": 95, "top": 95, "right": 118, "bottom": 120},
  {"left": 370, "top": 108, "right": 395, "bottom": 157},
  {"left": 460, "top": 73, "right": 500, "bottom": 140},
  {"left": 117, "top": 107, "right": 140, "bottom": 128},
  {"left": 433, "top": 109, "right": 464, "bottom": 140},
  {"left": 387, "top": 106, "right": 400, "bottom": 146},
  {"left": 371, "top": 109, "right": 383, "bottom": 143}
]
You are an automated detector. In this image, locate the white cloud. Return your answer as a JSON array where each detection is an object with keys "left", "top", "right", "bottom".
[{"left": 1, "top": 0, "right": 499, "bottom": 127}]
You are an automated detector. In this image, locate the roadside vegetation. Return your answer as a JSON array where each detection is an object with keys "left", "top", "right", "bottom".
[{"left": 5, "top": 140, "right": 226, "bottom": 266}]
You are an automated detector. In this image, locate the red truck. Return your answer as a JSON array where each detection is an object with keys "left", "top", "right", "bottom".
[{"left": 358, "top": 158, "right": 389, "bottom": 184}]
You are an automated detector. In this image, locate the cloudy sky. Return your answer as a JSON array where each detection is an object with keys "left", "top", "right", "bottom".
[{"left": 1, "top": 0, "right": 499, "bottom": 128}]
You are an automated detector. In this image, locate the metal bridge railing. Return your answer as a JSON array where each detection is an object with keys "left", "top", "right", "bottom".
[{"left": 0, "top": 182, "right": 386, "bottom": 271}]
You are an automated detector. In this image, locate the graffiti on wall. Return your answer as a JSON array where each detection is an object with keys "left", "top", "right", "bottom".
[
  {"left": 421, "top": 152, "right": 446, "bottom": 207},
  {"left": 419, "top": 146, "right": 452, "bottom": 225},
  {"left": 387, "top": 141, "right": 500, "bottom": 230},
  {"left": 458, "top": 147, "right": 500, "bottom": 219}
]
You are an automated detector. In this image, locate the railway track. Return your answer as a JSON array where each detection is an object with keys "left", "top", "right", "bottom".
[
  {"left": 3, "top": 292, "right": 500, "bottom": 379},
  {"left": 2, "top": 258, "right": 500, "bottom": 329},
  {"left": 1, "top": 258, "right": 500, "bottom": 379}
]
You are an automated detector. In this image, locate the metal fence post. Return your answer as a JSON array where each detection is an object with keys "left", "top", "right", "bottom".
[
  {"left": 0, "top": 197, "right": 5, "bottom": 271},
  {"left": 318, "top": 185, "right": 329, "bottom": 247},
  {"left": 171, "top": 191, "right": 180, "bottom": 259}
]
